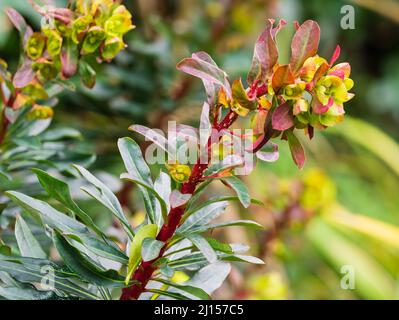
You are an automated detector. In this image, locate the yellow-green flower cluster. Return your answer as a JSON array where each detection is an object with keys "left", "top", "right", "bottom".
[
  {"left": 25, "top": 0, "right": 134, "bottom": 81},
  {"left": 294, "top": 56, "right": 354, "bottom": 130},
  {"left": 165, "top": 162, "right": 192, "bottom": 183}
]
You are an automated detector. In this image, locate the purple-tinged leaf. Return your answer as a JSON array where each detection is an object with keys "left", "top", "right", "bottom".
[
  {"left": 286, "top": 130, "right": 305, "bottom": 169},
  {"left": 61, "top": 39, "right": 78, "bottom": 78},
  {"left": 289, "top": 20, "right": 320, "bottom": 73},
  {"left": 170, "top": 190, "right": 192, "bottom": 208},
  {"left": 271, "top": 64, "right": 295, "bottom": 93},
  {"left": 272, "top": 102, "right": 294, "bottom": 131},
  {"left": 312, "top": 96, "right": 333, "bottom": 114},
  {"left": 256, "top": 142, "right": 279, "bottom": 162},
  {"left": 247, "top": 19, "right": 280, "bottom": 85},
  {"left": 177, "top": 51, "right": 231, "bottom": 101},
  {"left": 129, "top": 124, "right": 175, "bottom": 158},
  {"left": 5, "top": 7, "right": 33, "bottom": 46},
  {"left": 13, "top": 59, "right": 35, "bottom": 88}
]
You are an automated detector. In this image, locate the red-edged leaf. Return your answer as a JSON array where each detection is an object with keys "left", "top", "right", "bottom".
[
  {"left": 247, "top": 19, "right": 280, "bottom": 85},
  {"left": 272, "top": 102, "right": 294, "bottom": 131},
  {"left": 61, "top": 38, "right": 78, "bottom": 78},
  {"left": 13, "top": 59, "right": 35, "bottom": 88},
  {"left": 271, "top": 64, "right": 295, "bottom": 92},
  {"left": 177, "top": 51, "right": 231, "bottom": 101},
  {"left": 232, "top": 78, "right": 257, "bottom": 110},
  {"left": 289, "top": 20, "right": 320, "bottom": 73},
  {"left": 286, "top": 130, "right": 305, "bottom": 169}
]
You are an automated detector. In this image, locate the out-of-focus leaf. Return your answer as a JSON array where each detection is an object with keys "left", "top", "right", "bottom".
[
  {"left": 79, "top": 60, "right": 96, "bottom": 89},
  {"left": 73, "top": 165, "right": 134, "bottom": 239},
  {"left": 53, "top": 230, "right": 125, "bottom": 288},
  {"left": 307, "top": 217, "right": 396, "bottom": 299},
  {"left": 61, "top": 38, "right": 78, "bottom": 78},
  {"left": 328, "top": 117, "right": 399, "bottom": 177},
  {"left": 325, "top": 205, "right": 399, "bottom": 251},
  {"left": 32, "top": 168, "right": 103, "bottom": 236},
  {"left": 13, "top": 60, "right": 35, "bottom": 89}
]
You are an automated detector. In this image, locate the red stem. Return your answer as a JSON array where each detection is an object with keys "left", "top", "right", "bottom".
[
  {"left": 120, "top": 110, "right": 238, "bottom": 300},
  {"left": 0, "top": 93, "right": 16, "bottom": 146}
]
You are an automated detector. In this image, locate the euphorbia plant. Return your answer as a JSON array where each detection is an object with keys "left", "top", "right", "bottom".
[{"left": 0, "top": 18, "right": 353, "bottom": 300}]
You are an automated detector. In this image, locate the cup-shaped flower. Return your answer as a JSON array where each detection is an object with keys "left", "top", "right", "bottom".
[
  {"left": 101, "top": 37, "right": 125, "bottom": 60},
  {"left": 81, "top": 26, "right": 106, "bottom": 55},
  {"left": 26, "top": 33, "right": 46, "bottom": 60},
  {"left": 104, "top": 5, "right": 134, "bottom": 37}
]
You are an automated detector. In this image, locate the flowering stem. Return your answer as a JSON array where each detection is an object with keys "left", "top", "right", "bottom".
[{"left": 120, "top": 110, "right": 238, "bottom": 300}]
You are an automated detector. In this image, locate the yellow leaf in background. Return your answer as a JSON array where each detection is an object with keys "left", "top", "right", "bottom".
[{"left": 325, "top": 204, "right": 399, "bottom": 251}]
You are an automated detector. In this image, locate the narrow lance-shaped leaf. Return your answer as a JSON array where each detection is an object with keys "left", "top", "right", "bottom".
[
  {"left": 290, "top": 20, "right": 320, "bottom": 73},
  {"left": 118, "top": 137, "right": 159, "bottom": 223},
  {"left": 73, "top": 165, "right": 134, "bottom": 239},
  {"left": 53, "top": 230, "right": 125, "bottom": 288},
  {"left": 32, "top": 168, "right": 103, "bottom": 237},
  {"left": 15, "top": 215, "right": 46, "bottom": 259}
]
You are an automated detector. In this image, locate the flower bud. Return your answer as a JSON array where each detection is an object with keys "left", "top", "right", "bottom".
[
  {"left": 27, "top": 105, "right": 54, "bottom": 120},
  {"left": 166, "top": 162, "right": 191, "bottom": 183},
  {"left": 44, "top": 29, "right": 63, "bottom": 58},
  {"left": 101, "top": 37, "right": 125, "bottom": 60},
  {"left": 72, "top": 15, "right": 93, "bottom": 44},
  {"left": 32, "top": 59, "right": 59, "bottom": 80},
  {"left": 104, "top": 5, "right": 134, "bottom": 37}
]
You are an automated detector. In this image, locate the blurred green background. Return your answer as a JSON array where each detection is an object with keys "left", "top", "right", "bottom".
[{"left": 1, "top": 0, "right": 399, "bottom": 299}]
